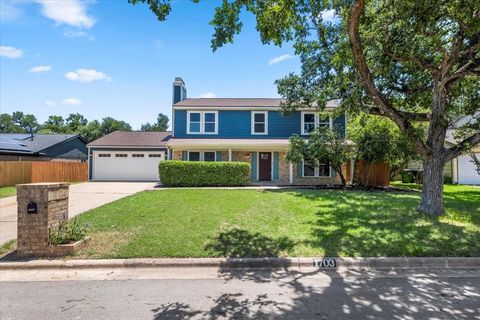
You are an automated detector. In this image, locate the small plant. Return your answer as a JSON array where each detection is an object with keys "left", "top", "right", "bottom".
[{"left": 50, "top": 218, "right": 88, "bottom": 245}]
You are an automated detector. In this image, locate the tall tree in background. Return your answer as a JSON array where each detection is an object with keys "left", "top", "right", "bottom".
[
  {"left": 66, "top": 113, "right": 88, "bottom": 133},
  {"left": 100, "top": 117, "right": 132, "bottom": 136},
  {"left": 42, "top": 115, "right": 66, "bottom": 133},
  {"left": 133, "top": 0, "right": 480, "bottom": 216},
  {"left": 141, "top": 113, "right": 169, "bottom": 132},
  {"left": 10, "top": 112, "right": 40, "bottom": 133}
]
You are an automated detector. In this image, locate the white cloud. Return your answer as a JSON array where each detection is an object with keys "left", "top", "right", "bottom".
[
  {"left": 0, "top": 1, "right": 24, "bottom": 21},
  {"left": 63, "top": 29, "right": 95, "bottom": 40},
  {"left": 35, "top": 0, "right": 95, "bottom": 28},
  {"left": 0, "top": 46, "right": 24, "bottom": 59},
  {"left": 29, "top": 65, "right": 52, "bottom": 73},
  {"left": 65, "top": 68, "right": 111, "bottom": 83},
  {"left": 62, "top": 98, "right": 83, "bottom": 106},
  {"left": 197, "top": 92, "right": 216, "bottom": 98},
  {"left": 321, "top": 9, "right": 336, "bottom": 22},
  {"left": 268, "top": 54, "right": 294, "bottom": 65},
  {"left": 43, "top": 100, "right": 56, "bottom": 107}
]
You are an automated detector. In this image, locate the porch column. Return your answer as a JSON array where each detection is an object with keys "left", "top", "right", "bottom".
[
  {"left": 228, "top": 148, "right": 232, "bottom": 162},
  {"left": 289, "top": 162, "right": 293, "bottom": 184}
]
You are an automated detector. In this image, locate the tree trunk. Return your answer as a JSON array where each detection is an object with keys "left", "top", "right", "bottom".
[
  {"left": 418, "top": 157, "right": 445, "bottom": 216},
  {"left": 336, "top": 167, "right": 347, "bottom": 187}
]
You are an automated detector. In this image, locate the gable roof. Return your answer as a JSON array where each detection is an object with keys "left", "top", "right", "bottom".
[
  {"left": 87, "top": 131, "right": 172, "bottom": 147},
  {"left": 173, "top": 98, "right": 339, "bottom": 109},
  {"left": 0, "top": 133, "right": 83, "bottom": 154}
]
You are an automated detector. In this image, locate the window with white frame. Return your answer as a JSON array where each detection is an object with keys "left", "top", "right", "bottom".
[
  {"left": 188, "top": 151, "right": 201, "bottom": 161},
  {"left": 301, "top": 112, "right": 332, "bottom": 134},
  {"left": 188, "top": 151, "right": 217, "bottom": 162},
  {"left": 187, "top": 111, "right": 218, "bottom": 134},
  {"left": 302, "top": 113, "right": 316, "bottom": 134},
  {"left": 302, "top": 160, "right": 331, "bottom": 177},
  {"left": 251, "top": 111, "right": 268, "bottom": 134},
  {"left": 203, "top": 151, "right": 216, "bottom": 162}
]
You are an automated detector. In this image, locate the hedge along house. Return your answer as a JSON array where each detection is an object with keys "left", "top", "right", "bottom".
[{"left": 167, "top": 77, "right": 351, "bottom": 185}]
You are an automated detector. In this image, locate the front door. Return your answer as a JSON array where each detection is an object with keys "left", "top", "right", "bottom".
[{"left": 258, "top": 152, "right": 272, "bottom": 181}]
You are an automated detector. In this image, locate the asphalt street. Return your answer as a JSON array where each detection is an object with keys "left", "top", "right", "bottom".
[{"left": 1, "top": 267, "right": 479, "bottom": 319}]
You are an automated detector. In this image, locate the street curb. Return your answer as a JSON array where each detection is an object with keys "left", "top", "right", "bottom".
[{"left": 0, "top": 257, "right": 479, "bottom": 270}]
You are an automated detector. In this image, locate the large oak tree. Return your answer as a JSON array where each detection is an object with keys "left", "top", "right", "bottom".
[{"left": 132, "top": 0, "right": 480, "bottom": 216}]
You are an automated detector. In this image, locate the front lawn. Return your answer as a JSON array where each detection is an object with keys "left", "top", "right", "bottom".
[
  {"left": 75, "top": 185, "right": 480, "bottom": 258},
  {"left": 0, "top": 187, "right": 16, "bottom": 199}
]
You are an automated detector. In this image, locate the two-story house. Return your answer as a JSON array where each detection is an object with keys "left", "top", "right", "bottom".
[{"left": 167, "top": 77, "right": 349, "bottom": 185}]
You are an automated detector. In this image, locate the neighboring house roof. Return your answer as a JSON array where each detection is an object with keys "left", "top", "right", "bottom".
[
  {"left": 173, "top": 98, "right": 339, "bottom": 109},
  {"left": 0, "top": 133, "right": 86, "bottom": 157},
  {"left": 0, "top": 136, "right": 33, "bottom": 154},
  {"left": 87, "top": 131, "right": 172, "bottom": 147}
]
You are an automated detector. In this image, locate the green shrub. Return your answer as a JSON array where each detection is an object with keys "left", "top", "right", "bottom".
[
  {"left": 401, "top": 171, "right": 414, "bottom": 183},
  {"left": 50, "top": 218, "right": 88, "bottom": 245},
  {"left": 444, "top": 176, "right": 453, "bottom": 184},
  {"left": 159, "top": 160, "right": 250, "bottom": 187}
]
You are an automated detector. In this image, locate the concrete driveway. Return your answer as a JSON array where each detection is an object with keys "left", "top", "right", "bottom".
[{"left": 0, "top": 182, "right": 155, "bottom": 245}]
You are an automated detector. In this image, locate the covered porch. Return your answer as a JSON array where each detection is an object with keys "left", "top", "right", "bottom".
[{"left": 167, "top": 139, "right": 347, "bottom": 185}]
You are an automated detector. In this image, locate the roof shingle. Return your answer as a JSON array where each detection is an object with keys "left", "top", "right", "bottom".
[{"left": 87, "top": 131, "right": 171, "bottom": 147}]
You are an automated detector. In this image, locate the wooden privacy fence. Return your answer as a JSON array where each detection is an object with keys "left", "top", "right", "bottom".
[
  {"left": 353, "top": 160, "right": 390, "bottom": 187},
  {"left": 0, "top": 161, "right": 88, "bottom": 187}
]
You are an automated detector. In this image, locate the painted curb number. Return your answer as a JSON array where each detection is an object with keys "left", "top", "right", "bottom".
[{"left": 313, "top": 258, "right": 337, "bottom": 268}]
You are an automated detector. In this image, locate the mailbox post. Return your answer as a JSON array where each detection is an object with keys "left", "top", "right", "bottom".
[{"left": 16, "top": 183, "right": 69, "bottom": 257}]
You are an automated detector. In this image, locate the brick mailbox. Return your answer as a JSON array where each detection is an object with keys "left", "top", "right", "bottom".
[{"left": 16, "top": 182, "right": 70, "bottom": 257}]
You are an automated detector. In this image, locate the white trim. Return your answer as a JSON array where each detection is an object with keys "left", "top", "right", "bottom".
[
  {"left": 87, "top": 146, "right": 168, "bottom": 149},
  {"left": 301, "top": 160, "right": 331, "bottom": 178},
  {"left": 187, "top": 111, "right": 218, "bottom": 135},
  {"left": 251, "top": 111, "right": 268, "bottom": 135},
  {"left": 301, "top": 112, "right": 333, "bottom": 135},
  {"left": 228, "top": 148, "right": 232, "bottom": 162}
]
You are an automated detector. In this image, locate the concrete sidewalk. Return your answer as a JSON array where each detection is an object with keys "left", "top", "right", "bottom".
[{"left": 0, "top": 182, "right": 155, "bottom": 244}]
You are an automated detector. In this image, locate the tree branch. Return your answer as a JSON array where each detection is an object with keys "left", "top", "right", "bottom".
[
  {"left": 382, "top": 48, "right": 438, "bottom": 73},
  {"left": 368, "top": 107, "right": 431, "bottom": 121},
  {"left": 445, "top": 132, "right": 480, "bottom": 162},
  {"left": 347, "top": 0, "right": 430, "bottom": 157}
]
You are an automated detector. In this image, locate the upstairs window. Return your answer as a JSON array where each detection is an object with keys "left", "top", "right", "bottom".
[
  {"left": 302, "top": 113, "right": 316, "bottom": 134},
  {"left": 204, "top": 112, "right": 216, "bottom": 133},
  {"left": 251, "top": 111, "right": 268, "bottom": 135},
  {"left": 301, "top": 112, "right": 332, "bottom": 135},
  {"left": 187, "top": 111, "right": 218, "bottom": 134},
  {"left": 189, "top": 112, "right": 201, "bottom": 133}
]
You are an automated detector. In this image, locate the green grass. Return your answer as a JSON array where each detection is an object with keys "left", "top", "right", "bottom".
[
  {"left": 0, "top": 187, "right": 16, "bottom": 199},
  {"left": 75, "top": 184, "right": 480, "bottom": 258},
  {"left": 0, "top": 240, "right": 16, "bottom": 256}
]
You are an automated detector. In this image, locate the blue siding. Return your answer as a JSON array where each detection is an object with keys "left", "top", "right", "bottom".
[
  {"left": 173, "top": 110, "right": 346, "bottom": 139},
  {"left": 251, "top": 152, "right": 257, "bottom": 181},
  {"left": 297, "top": 161, "right": 303, "bottom": 177},
  {"left": 333, "top": 114, "right": 346, "bottom": 138},
  {"left": 173, "top": 86, "right": 182, "bottom": 104},
  {"left": 273, "top": 152, "right": 279, "bottom": 180}
]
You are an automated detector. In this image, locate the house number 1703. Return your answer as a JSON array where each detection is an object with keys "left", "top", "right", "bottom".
[{"left": 313, "top": 258, "right": 337, "bottom": 268}]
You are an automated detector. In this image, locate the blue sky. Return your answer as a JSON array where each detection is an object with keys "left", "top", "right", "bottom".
[{"left": 0, "top": 0, "right": 300, "bottom": 129}]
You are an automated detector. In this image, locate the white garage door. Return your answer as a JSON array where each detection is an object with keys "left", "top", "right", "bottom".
[
  {"left": 458, "top": 153, "right": 480, "bottom": 185},
  {"left": 92, "top": 150, "right": 165, "bottom": 181}
]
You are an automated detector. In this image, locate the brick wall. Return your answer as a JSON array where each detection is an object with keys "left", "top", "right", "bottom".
[{"left": 16, "top": 183, "right": 69, "bottom": 257}]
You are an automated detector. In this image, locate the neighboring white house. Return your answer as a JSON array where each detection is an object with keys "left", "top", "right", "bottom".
[
  {"left": 87, "top": 131, "right": 171, "bottom": 181},
  {"left": 407, "top": 114, "right": 480, "bottom": 185}
]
